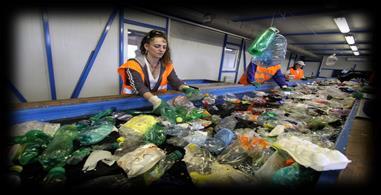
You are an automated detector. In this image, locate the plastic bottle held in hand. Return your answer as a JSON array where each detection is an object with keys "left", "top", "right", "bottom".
[
  {"left": 248, "top": 27, "right": 279, "bottom": 56},
  {"left": 143, "top": 150, "right": 183, "bottom": 185}
]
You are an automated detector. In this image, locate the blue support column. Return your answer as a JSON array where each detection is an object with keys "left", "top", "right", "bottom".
[
  {"left": 42, "top": 10, "right": 57, "bottom": 100},
  {"left": 8, "top": 81, "right": 27, "bottom": 103},
  {"left": 71, "top": 9, "right": 118, "bottom": 98},
  {"left": 317, "top": 57, "right": 324, "bottom": 77},
  {"left": 218, "top": 34, "right": 228, "bottom": 81},
  {"left": 242, "top": 40, "right": 247, "bottom": 71},
  {"left": 165, "top": 17, "right": 170, "bottom": 36},
  {"left": 287, "top": 52, "right": 293, "bottom": 70},
  {"left": 119, "top": 8, "right": 124, "bottom": 93},
  {"left": 234, "top": 38, "right": 244, "bottom": 83}
]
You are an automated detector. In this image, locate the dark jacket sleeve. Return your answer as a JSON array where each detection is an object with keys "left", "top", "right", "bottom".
[
  {"left": 167, "top": 68, "right": 185, "bottom": 90},
  {"left": 247, "top": 63, "right": 256, "bottom": 83},
  {"left": 273, "top": 69, "right": 288, "bottom": 87},
  {"left": 126, "top": 68, "right": 150, "bottom": 95}
]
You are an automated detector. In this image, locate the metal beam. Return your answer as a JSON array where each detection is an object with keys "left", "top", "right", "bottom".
[
  {"left": 119, "top": 9, "right": 124, "bottom": 93},
  {"left": 234, "top": 38, "right": 244, "bottom": 83},
  {"left": 8, "top": 81, "right": 27, "bottom": 103},
  {"left": 283, "top": 29, "right": 370, "bottom": 36},
  {"left": 133, "top": 6, "right": 250, "bottom": 40},
  {"left": 124, "top": 18, "right": 167, "bottom": 32},
  {"left": 289, "top": 41, "right": 371, "bottom": 45},
  {"left": 42, "top": 11, "right": 57, "bottom": 100},
  {"left": 231, "top": 9, "right": 338, "bottom": 22},
  {"left": 218, "top": 34, "right": 228, "bottom": 81},
  {"left": 71, "top": 9, "right": 117, "bottom": 98}
]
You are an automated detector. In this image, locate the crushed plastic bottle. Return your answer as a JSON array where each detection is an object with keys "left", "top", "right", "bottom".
[
  {"left": 39, "top": 125, "right": 79, "bottom": 170},
  {"left": 43, "top": 166, "right": 67, "bottom": 187},
  {"left": 143, "top": 150, "right": 183, "bottom": 185},
  {"left": 13, "top": 130, "right": 52, "bottom": 165},
  {"left": 215, "top": 115, "right": 238, "bottom": 131}
]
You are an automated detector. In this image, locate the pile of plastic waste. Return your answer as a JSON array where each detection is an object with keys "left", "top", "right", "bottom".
[{"left": 7, "top": 78, "right": 362, "bottom": 190}]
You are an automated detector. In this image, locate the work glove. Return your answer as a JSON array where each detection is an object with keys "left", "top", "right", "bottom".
[
  {"left": 250, "top": 82, "right": 262, "bottom": 88},
  {"left": 149, "top": 96, "right": 177, "bottom": 123},
  {"left": 281, "top": 85, "right": 292, "bottom": 91}
]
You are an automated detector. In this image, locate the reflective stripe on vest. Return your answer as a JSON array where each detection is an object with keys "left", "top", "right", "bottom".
[
  {"left": 255, "top": 64, "right": 281, "bottom": 83},
  {"left": 117, "top": 59, "right": 174, "bottom": 94}
]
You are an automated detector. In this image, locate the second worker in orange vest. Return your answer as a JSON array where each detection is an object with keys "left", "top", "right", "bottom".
[
  {"left": 118, "top": 30, "right": 199, "bottom": 115},
  {"left": 286, "top": 60, "right": 305, "bottom": 80}
]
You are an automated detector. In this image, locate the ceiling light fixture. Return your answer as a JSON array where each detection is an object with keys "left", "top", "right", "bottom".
[
  {"left": 353, "top": 51, "right": 360, "bottom": 56},
  {"left": 350, "top": 45, "right": 358, "bottom": 51},
  {"left": 333, "top": 17, "right": 350, "bottom": 33},
  {"left": 344, "top": 34, "right": 355, "bottom": 44}
]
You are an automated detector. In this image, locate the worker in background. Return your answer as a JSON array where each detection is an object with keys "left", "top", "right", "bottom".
[
  {"left": 118, "top": 30, "right": 199, "bottom": 115},
  {"left": 286, "top": 61, "right": 305, "bottom": 80},
  {"left": 239, "top": 33, "right": 289, "bottom": 89}
]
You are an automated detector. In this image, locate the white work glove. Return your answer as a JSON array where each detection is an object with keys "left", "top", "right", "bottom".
[{"left": 148, "top": 95, "right": 162, "bottom": 110}]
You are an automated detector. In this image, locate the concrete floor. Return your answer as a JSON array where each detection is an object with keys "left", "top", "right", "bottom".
[{"left": 336, "top": 117, "right": 375, "bottom": 187}]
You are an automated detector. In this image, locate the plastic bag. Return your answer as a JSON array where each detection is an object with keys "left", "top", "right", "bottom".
[
  {"left": 143, "top": 124, "right": 166, "bottom": 146},
  {"left": 39, "top": 125, "right": 79, "bottom": 170},
  {"left": 272, "top": 163, "right": 318, "bottom": 188},
  {"left": 11, "top": 120, "right": 60, "bottom": 137},
  {"left": 189, "top": 161, "right": 254, "bottom": 187},
  {"left": 143, "top": 150, "right": 183, "bottom": 185},
  {"left": 119, "top": 115, "right": 158, "bottom": 136},
  {"left": 117, "top": 143, "right": 166, "bottom": 178},
  {"left": 79, "top": 123, "right": 115, "bottom": 145},
  {"left": 168, "top": 95, "right": 195, "bottom": 109},
  {"left": 66, "top": 147, "right": 92, "bottom": 165},
  {"left": 183, "top": 144, "right": 214, "bottom": 174},
  {"left": 215, "top": 115, "right": 237, "bottom": 131},
  {"left": 13, "top": 130, "right": 52, "bottom": 165}
]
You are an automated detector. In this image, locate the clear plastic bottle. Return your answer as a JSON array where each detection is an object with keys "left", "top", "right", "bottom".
[{"left": 143, "top": 150, "right": 183, "bottom": 185}]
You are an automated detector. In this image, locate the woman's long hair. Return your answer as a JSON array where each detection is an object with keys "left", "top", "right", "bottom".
[{"left": 140, "top": 30, "right": 172, "bottom": 64}]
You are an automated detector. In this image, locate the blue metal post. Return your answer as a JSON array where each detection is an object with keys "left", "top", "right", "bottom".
[
  {"left": 287, "top": 52, "right": 293, "bottom": 70},
  {"left": 218, "top": 34, "right": 228, "bottom": 81},
  {"left": 165, "top": 17, "right": 170, "bottom": 36},
  {"left": 8, "top": 81, "right": 27, "bottom": 103},
  {"left": 234, "top": 38, "right": 244, "bottom": 83},
  {"left": 317, "top": 57, "right": 324, "bottom": 77},
  {"left": 71, "top": 9, "right": 118, "bottom": 98},
  {"left": 42, "top": 11, "right": 57, "bottom": 100},
  {"left": 242, "top": 40, "right": 247, "bottom": 71},
  {"left": 119, "top": 8, "right": 124, "bottom": 93}
]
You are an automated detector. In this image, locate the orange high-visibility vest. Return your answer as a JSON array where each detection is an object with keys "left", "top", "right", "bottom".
[
  {"left": 239, "top": 64, "right": 281, "bottom": 85},
  {"left": 288, "top": 68, "right": 304, "bottom": 80},
  {"left": 117, "top": 59, "right": 174, "bottom": 94}
]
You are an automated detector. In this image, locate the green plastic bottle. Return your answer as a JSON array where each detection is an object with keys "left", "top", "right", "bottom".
[
  {"left": 248, "top": 27, "right": 279, "bottom": 56},
  {"left": 143, "top": 150, "right": 183, "bottom": 185}
]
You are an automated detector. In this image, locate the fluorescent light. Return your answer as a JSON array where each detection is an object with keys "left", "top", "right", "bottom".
[
  {"left": 350, "top": 45, "right": 358, "bottom": 51},
  {"left": 344, "top": 35, "right": 355, "bottom": 44},
  {"left": 353, "top": 51, "right": 360, "bottom": 56},
  {"left": 225, "top": 48, "right": 233, "bottom": 52},
  {"left": 334, "top": 17, "right": 350, "bottom": 33},
  {"left": 128, "top": 31, "right": 132, "bottom": 34}
]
